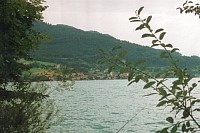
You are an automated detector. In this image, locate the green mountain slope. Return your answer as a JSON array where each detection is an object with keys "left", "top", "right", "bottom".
[{"left": 32, "top": 21, "right": 200, "bottom": 73}]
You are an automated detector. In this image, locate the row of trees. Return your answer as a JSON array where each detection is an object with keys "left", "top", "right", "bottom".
[{"left": 33, "top": 19, "right": 200, "bottom": 76}]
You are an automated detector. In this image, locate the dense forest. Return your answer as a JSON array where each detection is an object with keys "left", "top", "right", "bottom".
[{"left": 32, "top": 21, "right": 200, "bottom": 75}]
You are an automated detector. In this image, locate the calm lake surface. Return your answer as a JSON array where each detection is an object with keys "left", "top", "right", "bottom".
[{"left": 48, "top": 79, "right": 200, "bottom": 133}]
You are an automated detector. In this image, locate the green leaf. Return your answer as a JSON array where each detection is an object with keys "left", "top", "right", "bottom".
[
  {"left": 174, "top": 68, "right": 183, "bottom": 79},
  {"left": 146, "top": 16, "right": 152, "bottom": 24},
  {"left": 135, "top": 24, "right": 145, "bottom": 31},
  {"left": 130, "top": 19, "right": 140, "bottom": 22},
  {"left": 135, "top": 75, "right": 142, "bottom": 82},
  {"left": 158, "top": 88, "right": 167, "bottom": 96},
  {"left": 128, "top": 71, "right": 134, "bottom": 81},
  {"left": 151, "top": 44, "right": 159, "bottom": 47},
  {"left": 160, "top": 43, "right": 166, "bottom": 47},
  {"left": 108, "top": 65, "right": 114, "bottom": 73},
  {"left": 160, "top": 52, "right": 169, "bottom": 58},
  {"left": 112, "top": 45, "right": 122, "bottom": 51},
  {"left": 142, "top": 33, "right": 155, "bottom": 38},
  {"left": 143, "top": 81, "right": 156, "bottom": 89},
  {"left": 155, "top": 28, "right": 164, "bottom": 33},
  {"left": 192, "top": 83, "right": 197, "bottom": 88},
  {"left": 161, "top": 127, "right": 169, "bottom": 133},
  {"left": 143, "top": 93, "right": 158, "bottom": 97},
  {"left": 176, "top": 91, "right": 182, "bottom": 98},
  {"left": 174, "top": 102, "right": 179, "bottom": 106},
  {"left": 145, "top": 23, "right": 151, "bottom": 30},
  {"left": 189, "top": 87, "right": 195, "bottom": 93},
  {"left": 129, "top": 17, "right": 138, "bottom": 20},
  {"left": 182, "top": 90, "right": 187, "bottom": 96},
  {"left": 186, "top": 121, "right": 190, "bottom": 127},
  {"left": 152, "top": 39, "right": 158, "bottom": 44},
  {"left": 97, "top": 58, "right": 106, "bottom": 64},
  {"left": 166, "top": 117, "right": 174, "bottom": 123},
  {"left": 171, "top": 48, "right": 179, "bottom": 53},
  {"left": 142, "top": 76, "right": 149, "bottom": 83},
  {"left": 170, "top": 59, "right": 178, "bottom": 65},
  {"left": 183, "top": 109, "right": 190, "bottom": 118},
  {"left": 98, "top": 49, "right": 105, "bottom": 54},
  {"left": 165, "top": 44, "right": 173, "bottom": 48},
  {"left": 135, "top": 60, "right": 145, "bottom": 66},
  {"left": 119, "top": 50, "right": 127, "bottom": 57},
  {"left": 171, "top": 125, "right": 177, "bottom": 133},
  {"left": 182, "top": 124, "right": 186, "bottom": 132},
  {"left": 138, "top": 6, "right": 144, "bottom": 15},
  {"left": 177, "top": 7, "right": 183, "bottom": 14},
  {"left": 156, "top": 80, "right": 165, "bottom": 87},
  {"left": 120, "top": 59, "right": 126, "bottom": 64},
  {"left": 191, "top": 99, "right": 200, "bottom": 105},
  {"left": 157, "top": 100, "right": 167, "bottom": 107},
  {"left": 128, "top": 80, "right": 135, "bottom": 86},
  {"left": 193, "top": 108, "right": 200, "bottom": 111},
  {"left": 159, "top": 32, "right": 166, "bottom": 40}
]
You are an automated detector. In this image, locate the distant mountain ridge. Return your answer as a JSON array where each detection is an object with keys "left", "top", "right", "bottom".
[{"left": 32, "top": 21, "right": 200, "bottom": 74}]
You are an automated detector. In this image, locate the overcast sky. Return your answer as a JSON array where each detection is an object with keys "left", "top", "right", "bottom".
[{"left": 43, "top": 0, "right": 200, "bottom": 56}]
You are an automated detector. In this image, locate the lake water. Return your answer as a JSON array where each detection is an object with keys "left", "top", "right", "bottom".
[{"left": 48, "top": 79, "right": 200, "bottom": 133}]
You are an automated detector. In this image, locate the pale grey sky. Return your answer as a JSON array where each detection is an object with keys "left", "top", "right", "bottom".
[{"left": 43, "top": 0, "right": 200, "bottom": 56}]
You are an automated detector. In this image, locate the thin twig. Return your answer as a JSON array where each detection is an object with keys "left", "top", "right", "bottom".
[{"left": 116, "top": 107, "right": 145, "bottom": 133}]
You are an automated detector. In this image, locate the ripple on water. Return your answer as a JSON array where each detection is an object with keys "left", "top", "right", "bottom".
[{"left": 48, "top": 79, "right": 197, "bottom": 132}]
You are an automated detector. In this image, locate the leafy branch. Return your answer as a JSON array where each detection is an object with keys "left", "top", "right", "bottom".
[
  {"left": 99, "top": 6, "right": 200, "bottom": 133},
  {"left": 130, "top": 7, "right": 200, "bottom": 133},
  {"left": 177, "top": 0, "right": 200, "bottom": 18}
]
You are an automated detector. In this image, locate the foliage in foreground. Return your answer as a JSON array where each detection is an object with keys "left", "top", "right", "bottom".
[
  {"left": 0, "top": 82, "right": 57, "bottom": 132},
  {"left": 99, "top": 1, "right": 200, "bottom": 132},
  {"left": 0, "top": 0, "right": 58, "bottom": 132}
]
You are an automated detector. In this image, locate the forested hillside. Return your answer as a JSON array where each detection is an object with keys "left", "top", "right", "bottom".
[{"left": 32, "top": 21, "right": 200, "bottom": 74}]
